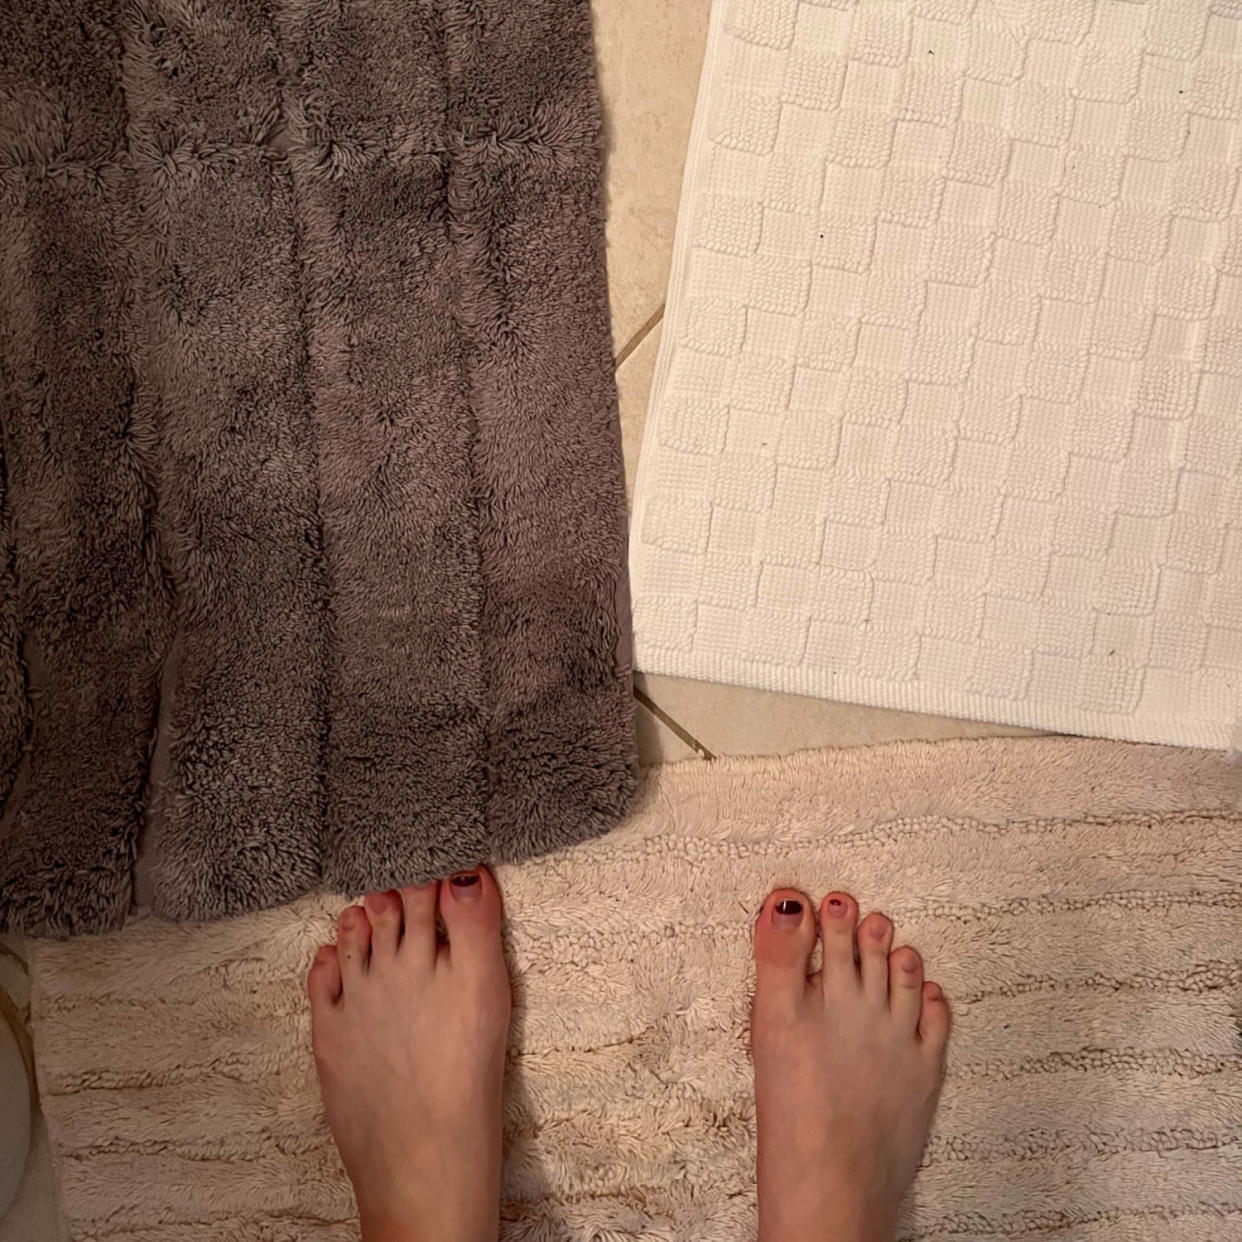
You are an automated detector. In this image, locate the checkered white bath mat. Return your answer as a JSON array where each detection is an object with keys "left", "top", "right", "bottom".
[{"left": 629, "top": 0, "right": 1242, "bottom": 749}]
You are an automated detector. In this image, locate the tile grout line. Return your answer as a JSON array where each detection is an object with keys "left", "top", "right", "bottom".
[
  {"left": 613, "top": 303, "right": 665, "bottom": 370},
  {"left": 633, "top": 686, "right": 715, "bottom": 760},
  {"left": 616, "top": 304, "right": 692, "bottom": 756}
]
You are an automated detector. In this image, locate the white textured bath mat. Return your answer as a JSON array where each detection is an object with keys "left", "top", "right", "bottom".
[
  {"left": 30, "top": 737, "right": 1242, "bottom": 1241},
  {"left": 629, "top": 0, "right": 1242, "bottom": 749}
]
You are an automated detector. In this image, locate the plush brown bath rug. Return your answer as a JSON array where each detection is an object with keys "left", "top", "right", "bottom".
[
  {"left": 30, "top": 736, "right": 1242, "bottom": 1241},
  {"left": 0, "top": 0, "right": 634, "bottom": 936}
]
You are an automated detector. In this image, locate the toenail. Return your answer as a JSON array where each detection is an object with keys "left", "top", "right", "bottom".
[
  {"left": 926, "top": 982, "right": 943, "bottom": 999},
  {"left": 826, "top": 897, "right": 847, "bottom": 917},
  {"left": 363, "top": 891, "right": 391, "bottom": 914},
  {"left": 449, "top": 871, "right": 481, "bottom": 899},
  {"left": 901, "top": 955, "right": 918, "bottom": 972},
  {"left": 340, "top": 907, "right": 358, "bottom": 928},
  {"left": 772, "top": 898, "right": 802, "bottom": 927},
  {"left": 870, "top": 921, "right": 887, "bottom": 938}
]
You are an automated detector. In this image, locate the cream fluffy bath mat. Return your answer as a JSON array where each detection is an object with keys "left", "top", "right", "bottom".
[
  {"left": 629, "top": 0, "right": 1242, "bottom": 750},
  {"left": 30, "top": 737, "right": 1242, "bottom": 1241}
]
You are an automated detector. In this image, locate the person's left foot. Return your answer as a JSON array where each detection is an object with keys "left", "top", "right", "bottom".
[{"left": 307, "top": 869, "right": 510, "bottom": 1242}]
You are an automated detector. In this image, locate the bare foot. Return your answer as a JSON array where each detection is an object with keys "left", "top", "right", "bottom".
[
  {"left": 750, "top": 889, "right": 951, "bottom": 1242},
  {"left": 307, "top": 869, "right": 510, "bottom": 1242}
]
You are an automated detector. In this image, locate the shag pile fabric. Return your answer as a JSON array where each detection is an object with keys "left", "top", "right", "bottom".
[
  {"left": 629, "top": 0, "right": 1242, "bottom": 750},
  {"left": 0, "top": 0, "right": 635, "bottom": 937},
  {"left": 30, "top": 736, "right": 1242, "bottom": 1241}
]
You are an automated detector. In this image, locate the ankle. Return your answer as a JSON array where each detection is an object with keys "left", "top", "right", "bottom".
[
  {"left": 360, "top": 1207, "right": 497, "bottom": 1242},
  {"left": 759, "top": 1191, "right": 896, "bottom": 1242},
  {"left": 359, "top": 1214, "right": 421, "bottom": 1242},
  {"left": 825, "top": 1201, "right": 896, "bottom": 1242}
]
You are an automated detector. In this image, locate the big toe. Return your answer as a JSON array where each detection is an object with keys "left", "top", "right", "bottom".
[
  {"left": 437, "top": 867, "right": 505, "bottom": 976},
  {"left": 753, "top": 889, "right": 817, "bottom": 1018}
]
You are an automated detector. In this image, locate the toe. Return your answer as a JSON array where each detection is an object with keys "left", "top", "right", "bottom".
[
  {"left": 919, "top": 981, "right": 952, "bottom": 1059},
  {"left": 818, "top": 892, "right": 859, "bottom": 993},
  {"left": 363, "top": 890, "right": 403, "bottom": 961},
  {"left": 335, "top": 904, "right": 373, "bottom": 984},
  {"left": 306, "top": 944, "right": 342, "bottom": 1012},
  {"left": 857, "top": 912, "right": 893, "bottom": 1005},
  {"left": 398, "top": 881, "right": 439, "bottom": 966},
  {"left": 752, "top": 889, "right": 817, "bottom": 1017},
  {"left": 889, "top": 946, "right": 924, "bottom": 1031},
  {"left": 437, "top": 867, "right": 504, "bottom": 975}
]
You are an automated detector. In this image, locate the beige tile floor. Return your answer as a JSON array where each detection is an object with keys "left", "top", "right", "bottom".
[{"left": 0, "top": 3, "right": 1040, "bottom": 1232}]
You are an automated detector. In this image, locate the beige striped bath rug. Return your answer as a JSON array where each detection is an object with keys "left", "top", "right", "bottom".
[{"left": 30, "top": 737, "right": 1242, "bottom": 1241}]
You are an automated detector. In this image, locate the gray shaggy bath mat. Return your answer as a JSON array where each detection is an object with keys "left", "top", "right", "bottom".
[{"left": 0, "top": 0, "right": 634, "bottom": 936}]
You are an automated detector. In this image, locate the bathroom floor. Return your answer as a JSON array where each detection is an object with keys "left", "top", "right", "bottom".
[{"left": 0, "top": 1, "right": 1041, "bottom": 1234}]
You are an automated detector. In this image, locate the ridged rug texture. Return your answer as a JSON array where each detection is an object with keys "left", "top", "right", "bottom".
[
  {"left": 30, "top": 737, "right": 1242, "bottom": 1242},
  {"left": 629, "top": 0, "right": 1242, "bottom": 751},
  {"left": 0, "top": 0, "right": 635, "bottom": 937}
]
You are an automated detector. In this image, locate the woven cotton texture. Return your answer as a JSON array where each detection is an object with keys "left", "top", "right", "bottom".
[
  {"left": 31, "top": 737, "right": 1242, "bottom": 1241},
  {"left": 629, "top": 0, "right": 1242, "bottom": 749}
]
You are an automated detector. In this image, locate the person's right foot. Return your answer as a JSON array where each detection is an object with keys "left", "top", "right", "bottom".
[
  {"left": 307, "top": 868, "right": 510, "bottom": 1242},
  {"left": 750, "top": 889, "right": 951, "bottom": 1242}
]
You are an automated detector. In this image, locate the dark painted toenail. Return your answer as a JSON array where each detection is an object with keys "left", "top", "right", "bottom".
[
  {"left": 775, "top": 899, "right": 802, "bottom": 915},
  {"left": 450, "top": 872, "right": 479, "bottom": 887},
  {"left": 826, "top": 897, "right": 847, "bottom": 916}
]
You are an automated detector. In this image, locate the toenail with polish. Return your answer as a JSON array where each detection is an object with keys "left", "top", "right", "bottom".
[
  {"left": 826, "top": 897, "right": 847, "bottom": 917},
  {"left": 449, "top": 871, "right": 481, "bottom": 899},
  {"left": 772, "top": 898, "right": 802, "bottom": 926}
]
